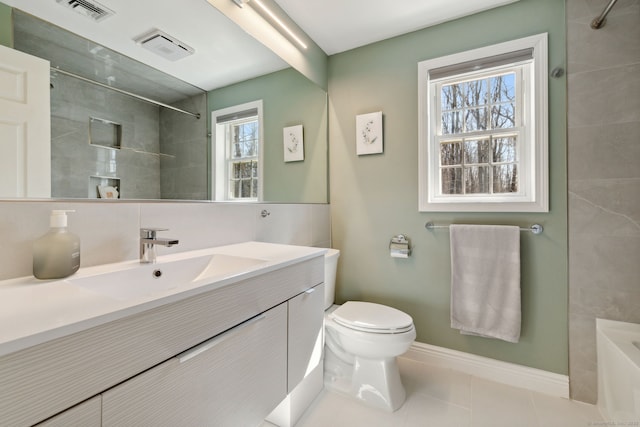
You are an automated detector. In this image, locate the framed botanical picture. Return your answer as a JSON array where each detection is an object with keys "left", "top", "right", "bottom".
[
  {"left": 283, "top": 124, "right": 304, "bottom": 162},
  {"left": 356, "top": 111, "right": 383, "bottom": 155}
]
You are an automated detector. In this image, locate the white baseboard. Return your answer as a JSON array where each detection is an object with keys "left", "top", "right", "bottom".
[{"left": 401, "top": 341, "right": 569, "bottom": 399}]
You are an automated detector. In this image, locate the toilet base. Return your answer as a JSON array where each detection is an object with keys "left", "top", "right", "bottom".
[{"left": 324, "top": 345, "right": 407, "bottom": 412}]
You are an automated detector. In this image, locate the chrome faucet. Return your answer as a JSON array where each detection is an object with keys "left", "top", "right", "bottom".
[{"left": 140, "top": 228, "right": 179, "bottom": 263}]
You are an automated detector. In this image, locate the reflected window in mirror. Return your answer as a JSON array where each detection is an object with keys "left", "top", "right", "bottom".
[
  {"left": 212, "top": 100, "right": 264, "bottom": 201},
  {"left": 228, "top": 117, "right": 259, "bottom": 199}
]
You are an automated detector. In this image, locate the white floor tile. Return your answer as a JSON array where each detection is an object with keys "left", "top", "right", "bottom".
[
  {"left": 404, "top": 392, "right": 471, "bottom": 427},
  {"left": 530, "top": 392, "right": 604, "bottom": 427},
  {"left": 470, "top": 377, "right": 539, "bottom": 427},
  {"left": 399, "top": 358, "right": 472, "bottom": 409},
  {"left": 333, "top": 396, "right": 409, "bottom": 427},
  {"left": 293, "top": 390, "right": 349, "bottom": 427},
  {"left": 264, "top": 356, "right": 603, "bottom": 427}
]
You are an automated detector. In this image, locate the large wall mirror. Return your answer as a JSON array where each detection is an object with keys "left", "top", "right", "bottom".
[{"left": 1, "top": 0, "right": 327, "bottom": 203}]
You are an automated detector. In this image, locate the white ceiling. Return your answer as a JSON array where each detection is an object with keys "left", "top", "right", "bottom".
[
  {"left": 273, "top": 0, "right": 520, "bottom": 55},
  {"left": 4, "top": 0, "right": 519, "bottom": 90},
  {"left": 3, "top": 0, "right": 288, "bottom": 91}
]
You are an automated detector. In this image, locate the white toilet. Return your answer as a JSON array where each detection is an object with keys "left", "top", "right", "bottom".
[{"left": 323, "top": 249, "right": 416, "bottom": 412}]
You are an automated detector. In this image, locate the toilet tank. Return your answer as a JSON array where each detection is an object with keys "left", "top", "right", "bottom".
[{"left": 324, "top": 249, "right": 340, "bottom": 310}]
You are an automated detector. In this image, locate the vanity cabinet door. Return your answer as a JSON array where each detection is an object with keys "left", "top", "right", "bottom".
[
  {"left": 101, "top": 303, "right": 288, "bottom": 427},
  {"left": 34, "top": 396, "right": 101, "bottom": 427},
  {"left": 288, "top": 283, "right": 325, "bottom": 392}
]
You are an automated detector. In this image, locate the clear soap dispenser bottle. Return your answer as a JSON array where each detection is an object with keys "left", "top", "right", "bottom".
[{"left": 33, "top": 210, "right": 81, "bottom": 280}]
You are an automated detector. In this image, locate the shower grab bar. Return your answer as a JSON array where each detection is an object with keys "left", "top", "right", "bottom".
[
  {"left": 425, "top": 222, "right": 543, "bottom": 235},
  {"left": 591, "top": 0, "right": 619, "bottom": 29},
  {"left": 50, "top": 67, "right": 201, "bottom": 119}
]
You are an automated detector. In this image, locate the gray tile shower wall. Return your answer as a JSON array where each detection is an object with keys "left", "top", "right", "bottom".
[
  {"left": 50, "top": 73, "right": 162, "bottom": 199},
  {"left": 159, "top": 94, "right": 209, "bottom": 200},
  {"left": 0, "top": 202, "right": 331, "bottom": 281},
  {"left": 567, "top": 0, "right": 640, "bottom": 403}
]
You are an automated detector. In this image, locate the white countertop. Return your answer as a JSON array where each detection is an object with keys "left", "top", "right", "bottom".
[{"left": 0, "top": 242, "right": 326, "bottom": 357}]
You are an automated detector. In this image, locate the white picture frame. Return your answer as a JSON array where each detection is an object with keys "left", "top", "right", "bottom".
[
  {"left": 283, "top": 124, "right": 304, "bottom": 162},
  {"left": 356, "top": 111, "right": 383, "bottom": 155}
]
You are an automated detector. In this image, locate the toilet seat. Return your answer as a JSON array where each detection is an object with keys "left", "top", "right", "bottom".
[{"left": 330, "top": 301, "right": 414, "bottom": 334}]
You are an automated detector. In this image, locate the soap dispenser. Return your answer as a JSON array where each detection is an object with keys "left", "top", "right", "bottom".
[{"left": 33, "top": 210, "right": 81, "bottom": 280}]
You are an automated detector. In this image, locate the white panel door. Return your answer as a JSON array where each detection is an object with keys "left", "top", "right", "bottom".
[{"left": 0, "top": 44, "right": 50, "bottom": 198}]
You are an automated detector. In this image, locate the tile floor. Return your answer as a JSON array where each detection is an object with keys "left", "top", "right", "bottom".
[{"left": 265, "top": 357, "right": 605, "bottom": 427}]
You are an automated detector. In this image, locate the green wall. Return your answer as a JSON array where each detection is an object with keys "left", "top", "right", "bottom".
[
  {"left": 0, "top": 2, "right": 12, "bottom": 47},
  {"left": 209, "top": 67, "right": 328, "bottom": 203},
  {"left": 328, "top": 0, "right": 568, "bottom": 374},
  {"left": 2, "top": 0, "right": 567, "bottom": 374}
]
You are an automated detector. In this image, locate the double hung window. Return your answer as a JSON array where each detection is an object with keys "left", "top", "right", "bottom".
[
  {"left": 418, "top": 34, "right": 548, "bottom": 212},
  {"left": 225, "top": 116, "right": 259, "bottom": 199},
  {"left": 212, "top": 100, "right": 263, "bottom": 201}
]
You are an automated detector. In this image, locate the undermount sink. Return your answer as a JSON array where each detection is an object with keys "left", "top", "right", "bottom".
[{"left": 67, "top": 254, "right": 267, "bottom": 300}]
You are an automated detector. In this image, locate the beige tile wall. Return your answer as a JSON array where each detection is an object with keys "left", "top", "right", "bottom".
[
  {"left": 567, "top": 0, "right": 640, "bottom": 403},
  {"left": 0, "top": 201, "right": 331, "bottom": 281}
]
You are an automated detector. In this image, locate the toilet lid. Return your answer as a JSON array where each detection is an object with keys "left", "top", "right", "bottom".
[{"left": 331, "top": 301, "right": 414, "bottom": 334}]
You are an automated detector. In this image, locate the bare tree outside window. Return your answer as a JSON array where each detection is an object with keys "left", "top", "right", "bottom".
[
  {"left": 439, "top": 72, "right": 519, "bottom": 195},
  {"left": 419, "top": 33, "right": 549, "bottom": 212},
  {"left": 229, "top": 118, "right": 259, "bottom": 199}
]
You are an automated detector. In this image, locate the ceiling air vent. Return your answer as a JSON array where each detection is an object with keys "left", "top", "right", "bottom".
[
  {"left": 135, "top": 30, "right": 195, "bottom": 62},
  {"left": 55, "top": 0, "right": 115, "bottom": 22}
]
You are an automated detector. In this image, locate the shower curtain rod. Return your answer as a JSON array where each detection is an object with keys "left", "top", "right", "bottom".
[
  {"left": 425, "top": 222, "right": 544, "bottom": 235},
  {"left": 50, "top": 67, "right": 201, "bottom": 119},
  {"left": 591, "top": 0, "right": 619, "bottom": 29}
]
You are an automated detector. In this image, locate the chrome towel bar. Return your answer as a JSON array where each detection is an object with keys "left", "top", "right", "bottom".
[{"left": 425, "top": 222, "right": 543, "bottom": 235}]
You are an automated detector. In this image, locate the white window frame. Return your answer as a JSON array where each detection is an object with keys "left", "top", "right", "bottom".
[
  {"left": 211, "top": 100, "right": 264, "bottom": 202},
  {"left": 418, "top": 33, "right": 548, "bottom": 212}
]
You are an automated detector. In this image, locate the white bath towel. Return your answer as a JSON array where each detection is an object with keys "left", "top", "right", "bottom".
[{"left": 450, "top": 224, "right": 521, "bottom": 343}]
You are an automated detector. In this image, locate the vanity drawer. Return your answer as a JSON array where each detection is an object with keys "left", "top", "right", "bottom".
[
  {"left": 0, "top": 256, "right": 322, "bottom": 427},
  {"left": 102, "top": 303, "right": 288, "bottom": 427},
  {"left": 34, "top": 396, "right": 101, "bottom": 427}
]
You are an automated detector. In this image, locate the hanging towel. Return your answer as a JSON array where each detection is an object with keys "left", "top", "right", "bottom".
[{"left": 450, "top": 224, "right": 521, "bottom": 343}]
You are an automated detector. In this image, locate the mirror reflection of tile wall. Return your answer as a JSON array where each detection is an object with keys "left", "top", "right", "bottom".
[
  {"left": 160, "top": 95, "right": 208, "bottom": 200},
  {"left": 13, "top": 10, "right": 208, "bottom": 200},
  {"left": 51, "top": 71, "right": 161, "bottom": 199}
]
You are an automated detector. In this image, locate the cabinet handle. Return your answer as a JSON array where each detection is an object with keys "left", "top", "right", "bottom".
[
  {"left": 178, "top": 314, "right": 266, "bottom": 363},
  {"left": 304, "top": 288, "right": 316, "bottom": 294}
]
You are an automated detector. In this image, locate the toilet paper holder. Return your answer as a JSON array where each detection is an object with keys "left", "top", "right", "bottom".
[{"left": 389, "top": 234, "right": 411, "bottom": 258}]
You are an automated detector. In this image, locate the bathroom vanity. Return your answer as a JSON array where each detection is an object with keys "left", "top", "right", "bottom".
[{"left": 0, "top": 242, "right": 325, "bottom": 427}]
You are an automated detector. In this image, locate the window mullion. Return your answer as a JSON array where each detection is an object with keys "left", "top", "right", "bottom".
[{"left": 436, "top": 66, "right": 522, "bottom": 198}]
